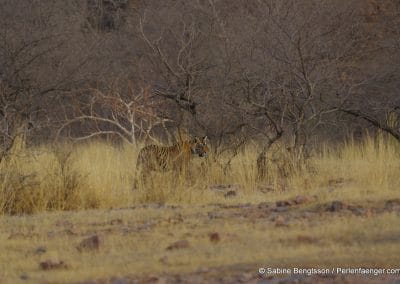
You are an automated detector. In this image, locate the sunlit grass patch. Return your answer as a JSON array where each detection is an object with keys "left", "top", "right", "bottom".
[{"left": 0, "top": 134, "right": 399, "bottom": 214}]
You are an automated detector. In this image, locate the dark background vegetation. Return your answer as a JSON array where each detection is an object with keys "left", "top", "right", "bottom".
[{"left": 1, "top": 0, "right": 400, "bottom": 159}]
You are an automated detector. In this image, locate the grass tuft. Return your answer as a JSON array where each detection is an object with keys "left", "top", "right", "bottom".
[{"left": 0, "top": 134, "right": 399, "bottom": 215}]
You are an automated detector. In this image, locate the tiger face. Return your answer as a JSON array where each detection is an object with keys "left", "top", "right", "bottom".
[{"left": 190, "top": 136, "right": 209, "bottom": 158}]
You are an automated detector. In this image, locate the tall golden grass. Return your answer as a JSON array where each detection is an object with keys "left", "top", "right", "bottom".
[{"left": 0, "top": 134, "right": 399, "bottom": 215}]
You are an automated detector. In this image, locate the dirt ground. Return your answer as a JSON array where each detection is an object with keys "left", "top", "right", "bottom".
[{"left": 1, "top": 196, "right": 400, "bottom": 284}]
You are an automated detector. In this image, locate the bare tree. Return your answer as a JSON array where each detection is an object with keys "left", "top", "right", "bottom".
[
  {"left": 0, "top": 0, "right": 111, "bottom": 158},
  {"left": 329, "top": 0, "right": 400, "bottom": 141},
  {"left": 2, "top": 0, "right": 400, "bottom": 165},
  {"left": 58, "top": 83, "right": 169, "bottom": 144}
]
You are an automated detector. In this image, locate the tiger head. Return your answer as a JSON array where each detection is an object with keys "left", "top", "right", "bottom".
[{"left": 190, "top": 136, "right": 209, "bottom": 157}]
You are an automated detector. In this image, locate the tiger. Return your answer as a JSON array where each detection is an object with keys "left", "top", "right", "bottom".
[{"left": 134, "top": 136, "right": 209, "bottom": 187}]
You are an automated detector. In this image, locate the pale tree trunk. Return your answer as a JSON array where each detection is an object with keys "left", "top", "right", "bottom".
[{"left": 1, "top": 114, "right": 29, "bottom": 163}]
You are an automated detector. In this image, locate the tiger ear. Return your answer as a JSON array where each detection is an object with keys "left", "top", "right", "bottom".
[
  {"left": 194, "top": 136, "right": 200, "bottom": 143},
  {"left": 202, "top": 136, "right": 209, "bottom": 143}
]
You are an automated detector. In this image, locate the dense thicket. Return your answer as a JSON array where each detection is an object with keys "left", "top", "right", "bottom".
[{"left": 1, "top": 0, "right": 399, "bottom": 158}]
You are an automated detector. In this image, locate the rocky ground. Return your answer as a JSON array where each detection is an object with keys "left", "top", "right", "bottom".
[{"left": 1, "top": 194, "right": 400, "bottom": 284}]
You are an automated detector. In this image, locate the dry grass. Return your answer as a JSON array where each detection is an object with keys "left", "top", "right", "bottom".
[
  {"left": 0, "top": 135, "right": 400, "bottom": 214},
  {"left": 0, "top": 203, "right": 399, "bottom": 283},
  {"left": 0, "top": 135, "right": 400, "bottom": 282}
]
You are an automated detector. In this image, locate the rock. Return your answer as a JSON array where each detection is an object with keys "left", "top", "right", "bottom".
[
  {"left": 274, "top": 216, "right": 289, "bottom": 227},
  {"left": 350, "top": 207, "right": 365, "bottom": 216},
  {"left": 296, "top": 235, "right": 318, "bottom": 244},
  {"left": 77, "top": 235, "right": 103, "bottom": 252},
  {"left": 276, "top": 200, "right": 294, "bottom": 207},
  {"left": 20, "top": 273, "right": 29, "bottom": 280},
  {"left": 237, "top": 272, "right": 254, "bottom": 282},
  {"left": 110, "top": 218, "right": 123, "bottom": 225},
  {"left": 34, "top": 246, "right": 47, "bottom": 255},
  {"left": 209, "top": 232, "right": 220, "bottom": 243},
  {"left": 294, "top": 195, "right": 315, "bottom": 205},
  {"left": 276, "top": 196, "right": 316, "bottom": 207},
  {"left": 329, "top": 201, "right": 344, "bottom": 212},
  {"left": 221, "top": 203, "right": 250, "bottom": 209},
  {"left": 257, "top": 202, "right": 270, "bottom": 209},
  {"left": 39, "top": 259, "right": 68, "bottom": 270},
  {"left": 385, "top": 199, "right": 400, "bottom": 210},
  {"left": 166, "top": 240, "right": 190, "bottom": 250},
  {"left": 141, "top": 276, "right": 167, "bottom": 284},
  {"left": 273, "top": 206, "right": 289, "bottom": 213}
]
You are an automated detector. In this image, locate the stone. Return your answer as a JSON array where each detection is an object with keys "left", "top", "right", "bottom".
[
  {"left": 274, "top": 216, "right": 289, "bottom": 227},
  {"left": 77, "top": 235, "right": 103, "bottom": 252},
  {"left": 294, "top": 195, "right": 315, "bottom": 205},
  {"left": 329, "top": 201, "right": 344, "bottom": 212},
  {"left": 209, "top": 232, "right": 220, "bottom": 243},
  {"left": 34, "top": 246, "right": 47, "bottom": 255},
  {"left": 39, "top": 259, "right": 68, "bottom": 270},
  {"left": 166, "top": 240, "right": 190, "bottom": 250},
  {"left": 276, "top": 200, "right": 294, "bottom": 207},
  {"left": 296, "top": 235, "right": 318, "bottom": 244}
]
